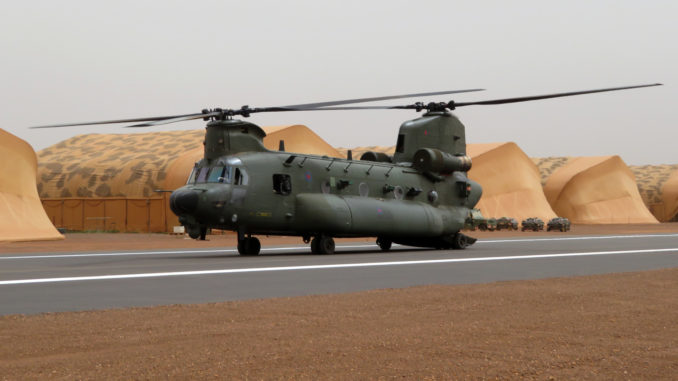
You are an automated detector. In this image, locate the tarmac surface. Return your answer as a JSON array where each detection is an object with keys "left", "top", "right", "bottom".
[
  {"left": 1, "top": 229, "right": 677, "bottom": 315},
  {"left": 1, "top": 225, "right": 678, "bottom": 379}
]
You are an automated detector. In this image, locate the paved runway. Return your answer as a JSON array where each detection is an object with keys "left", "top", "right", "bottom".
[{"left": 1, "top": 233, "right": 677, "bottom": 315}]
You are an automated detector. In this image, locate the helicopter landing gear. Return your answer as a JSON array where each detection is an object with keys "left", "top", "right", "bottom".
[
  {"left": 376, "top": 237, "right": 392, "bottom": 251},
  {"left": 310, "top": 235, "right": 335, "bottom": 254},
  {"left": 450, "top": 232, "right": 477, "bottom": 250},
  {"left": 238, "top": 236, "right": 261, "bottom": 256}
]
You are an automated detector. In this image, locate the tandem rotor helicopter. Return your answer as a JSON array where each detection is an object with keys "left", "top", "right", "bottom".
[{"left": 33, "top": 83, "right": 661, "bottom": 255}]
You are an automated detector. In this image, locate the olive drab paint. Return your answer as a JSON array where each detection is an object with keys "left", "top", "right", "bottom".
[{"left": 170, "top": 111, "right": 482, "bottom": 254}]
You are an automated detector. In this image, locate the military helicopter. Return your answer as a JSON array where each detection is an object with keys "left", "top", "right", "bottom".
[{"left": 33, "top": 83, "right": 661, "bottom": 255}]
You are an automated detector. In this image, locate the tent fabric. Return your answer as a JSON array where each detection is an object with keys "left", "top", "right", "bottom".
[
  {"left": 543, "top": 156, "right": 658, "bottom": 224},
  {"left": 630, "top": 164, "right": 678, "bottom": 222},
  {"left": 0, "top": 128, "right": 63, "bottom": 242},
  {"left": 466, "top": 143, "right": 557, "bottom": 222},
  {"left": 264, "top": 125, "right": 341, "bottom": 158},
  {"left": 533, "top": 157, "right": 572, "bottom": 186},
  {"left": 37, "top": 130, "right": 205, "bottom": 199}
]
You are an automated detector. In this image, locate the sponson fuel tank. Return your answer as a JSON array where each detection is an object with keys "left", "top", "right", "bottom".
[{"left": 294, "top": 193, "right": 466, "bottom": 237}]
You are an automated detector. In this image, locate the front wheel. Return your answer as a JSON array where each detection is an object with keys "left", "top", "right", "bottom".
[
  {"left": 238, "top": 237, "right": 261, "bottom": 256},
  {"left": 376, "top": 237, "right": 392, "bottom": 251}
]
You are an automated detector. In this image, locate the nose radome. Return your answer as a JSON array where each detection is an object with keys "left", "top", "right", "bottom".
[{"left": 170, "top": 189, "right": 199, "bottom": 215}]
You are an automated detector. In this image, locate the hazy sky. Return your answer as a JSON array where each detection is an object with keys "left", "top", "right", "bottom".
[{"left": 1, "top": 1, "right": 675, "bottom": 165}]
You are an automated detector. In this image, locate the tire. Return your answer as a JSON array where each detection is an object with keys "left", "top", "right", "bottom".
[
  {"left": 310, "top": 237, "right": 320, "bottom": 254},
  {"left": 451, "top": 233, "right": 468, "bottom": 250},
  {"left": 238, "top": 237, "right": 261, "bottom": 256},
  {"left": 317, "top": 236, "right": 335, "bottom": 254},
  {"left": 377, "top": 237, "right": 392, "bottom": 251}
]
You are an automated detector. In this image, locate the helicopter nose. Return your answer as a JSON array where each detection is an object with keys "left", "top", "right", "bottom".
[{"left": 170, "top": 189, "right": 200, "bottom": 215}]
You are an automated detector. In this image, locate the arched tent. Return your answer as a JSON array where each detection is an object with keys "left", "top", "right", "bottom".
[
  {"left": 542, "top": 156, "right": 657, "bottom": 224},
  {"left": 630, "top": 164, "right": 678, "bottom": 222},
  {"left": 37, "top": 125, "right": 341, "bottom": 232},
  {"left": 0, "top": 128, "right": 62, "bottom": 242},
  {"left": 466, "top": 143, "right": 557, "bottom": 222}
]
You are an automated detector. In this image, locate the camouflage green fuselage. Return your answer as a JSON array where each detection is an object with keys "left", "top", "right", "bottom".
[
  {"left": 170, "top": 111, "right": 482, "bottom": 246},
  {"left": 177, "top": 151, "right": 481, "bottom": 239}
]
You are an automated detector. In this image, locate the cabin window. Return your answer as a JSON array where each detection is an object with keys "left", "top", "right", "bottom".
[
  {"left": 196, "top": 167, "right": 209, "bottom": 183},
  {"left": 234, "top": 168, "right": 249, "bottom": 185},
  {"left": 272, "top": 174, "right": 292, "bottom": 195},
  {"left": 395, "top": 134, "right": 405, "bottom": 153}
]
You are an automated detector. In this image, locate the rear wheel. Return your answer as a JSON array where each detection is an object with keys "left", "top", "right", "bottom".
[
  {"left": 311, "top": 235, "right": 335, "bottom": 254},
  {"left": 451, "top": 232, "right": 471, "bottom": 250}
]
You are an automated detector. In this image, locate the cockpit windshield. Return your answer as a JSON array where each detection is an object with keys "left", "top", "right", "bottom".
[{"left": 187, "top": 165, "right": 234, "bottom": 184}]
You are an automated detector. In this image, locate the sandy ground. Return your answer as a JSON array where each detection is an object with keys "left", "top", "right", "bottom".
[{"left": 1, "top": 224, "right": 677, "bottom": 380}]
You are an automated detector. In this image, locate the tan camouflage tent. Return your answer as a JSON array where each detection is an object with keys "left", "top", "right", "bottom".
[
  {"left": 0, "top": 128, "right": 63, "bottom": 242},
  {"left": 536, "top": 156, "right": 658, "bottom": 224},
  {"left": 466, "top": 143, "right": 557, "bottom": 222},
  {"left": 630, "top": 164, "right": 678, "bottom": 222},
  {"left": 37, "top": 125, "right": 341, "bottom": 232}
]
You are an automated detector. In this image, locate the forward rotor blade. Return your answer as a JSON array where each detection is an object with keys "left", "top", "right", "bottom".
[
  {"left": 30, "top": 114, "right": 197, "bottom": 129},
  {"left": 126, "top": 112, "right": 219, "bottom": 127},
  {"left": 452, "top": 83, "right": 662, "bottom": 108},
  {"left": 281, "top": 89, "right": 484, "bottom": 109}
]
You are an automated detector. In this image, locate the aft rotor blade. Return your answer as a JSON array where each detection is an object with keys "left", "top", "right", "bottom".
[
  {"left": 452, "top": 83, "right": 662, "bottom": 108},
  {"left": 281, "top": 89, "right": 484, "bottom": 109},
  {"left": 282, "top": 105, "right": 411, "bottom": 111},
  {"left": 30, "top": 114, "right": 197, "bottom": 129},
  {"left": 126, "top": 112, "right": 219, "bottom": 127}
]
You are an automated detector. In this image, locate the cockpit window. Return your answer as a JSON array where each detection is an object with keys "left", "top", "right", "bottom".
[
  {"left": 187, "top": 167, "right": 198, "bottom": 184},
  {"left": 196, "top": 167, "right": 209, "bottom": 183},
  {"left": 208, "top": 166, "right": 231, "bottom": 183}
]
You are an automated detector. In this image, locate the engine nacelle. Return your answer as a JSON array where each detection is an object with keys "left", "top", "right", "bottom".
[
  {"left": 412, "top": 148, "right": 472, "bottom": 174},
  {"left": 360, "top": 151, "right": 392, "bottom": 163}
]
